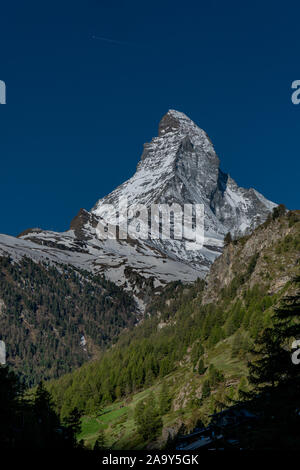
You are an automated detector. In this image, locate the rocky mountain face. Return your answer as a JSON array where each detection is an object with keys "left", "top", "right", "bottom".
[
  {"left": 203, "top": 210, "right": 300, "bottom": 304},
  {"left": 0, "top": 110, "right": 276, "bottom": 307},
  {"left": 93, "top": 110, "right": 276, "bottom": 274}
]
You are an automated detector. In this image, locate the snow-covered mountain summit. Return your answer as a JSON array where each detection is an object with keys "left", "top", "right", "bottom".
[
  {"left": 0, "top": 110, "right": 277, "bottom": 306},
  {"left": 92, "top": 110, "right": 276, "bottom": 269}
]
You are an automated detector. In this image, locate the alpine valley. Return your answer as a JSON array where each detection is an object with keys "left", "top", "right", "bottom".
[
  {"left": 1, "top": 111, "right": 300, "bottom": 451},
  {"left": 0, "top": 110, "right": 277, "bottom": 383}
]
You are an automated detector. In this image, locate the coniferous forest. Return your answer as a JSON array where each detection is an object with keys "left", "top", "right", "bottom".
[
  {"left": 1, "top": 210, "right": 299, "bottom": 451},
  {"left": 0, "top": 257, "right": 136, "bottom": 385}
]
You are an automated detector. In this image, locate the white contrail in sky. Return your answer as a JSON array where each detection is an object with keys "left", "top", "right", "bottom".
[{"left": 91, "top": 35, "right": 139, "bottom": 47}]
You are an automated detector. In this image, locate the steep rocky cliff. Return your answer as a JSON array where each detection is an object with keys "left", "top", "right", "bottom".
[{"left": 203, "top": 210, "right": 300, "bottom": 304}]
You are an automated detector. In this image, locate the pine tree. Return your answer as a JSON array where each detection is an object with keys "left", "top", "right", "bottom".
[
  {"left": 134, "top": 393, "right": 163, "bottom": 441},
  {"left": 94, "top": 429, "right": 105, "bottom": 452},
  {"left": 240, "top": 278, "right": 300, "bottom": 424},
  {"left": 248, "top": 277, "right": 300, "bottom": 394},
  {"left": 208, "top": 364, "right": 224, "bottom": 387},
  {"left": 198, "top": 359, "right": 206, "bottom": 375},
  {"left": 159, "top": 382, "right": 171, "bottom": 415},
  {"left": 247, "top": 327, "right": 289, "bottom": 392},
  {"left": 0, "top": 365, "right": 23, "bottom": 447},
  {"left": 33, "top": 381, "right": 60, "bottom": 447},
  {"left": 231, "top": 331, "right": 244, "bottom": 358},
  {"left": 202, "top": 380, "right": 211, "bottom": 399},
  {"left": 63, "top": 407, "right": 82, "bottom": 445},
  {"left": 236, "top": 278, "right": 300, "bottom": 448},
  {"left": 272, "top": 204, "right": 286, "bottom": 220}
]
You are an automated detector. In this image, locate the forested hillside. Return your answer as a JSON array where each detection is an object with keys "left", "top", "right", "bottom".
[
  {"left": 0, "top": 258, "right": 137, "bottom": 385},
  {"left": 47, "top": 209, "right": 300, "bottom": 449}
]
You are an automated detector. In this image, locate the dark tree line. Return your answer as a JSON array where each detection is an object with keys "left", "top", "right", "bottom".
[
  {"left": 236, "top": 277, "right": 300, "bottom": 449},
  {"left": 0, "top": 365, "right": 82, "bottom": 450}
]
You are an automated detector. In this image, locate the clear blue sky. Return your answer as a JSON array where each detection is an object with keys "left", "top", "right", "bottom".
[{"left": 0, "top": 0, "right": 299, "bottom": 236}]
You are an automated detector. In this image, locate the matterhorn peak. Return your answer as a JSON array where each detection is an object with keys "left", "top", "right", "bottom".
[
  {"left": 158, "top": 109, "right": 199, "bottom": 137},
  {"left": 92, "top": 109, "right": 277, "bottom": 274},
  {"left": 0, "top": 109, "right": 277, "bottom": 307}
]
